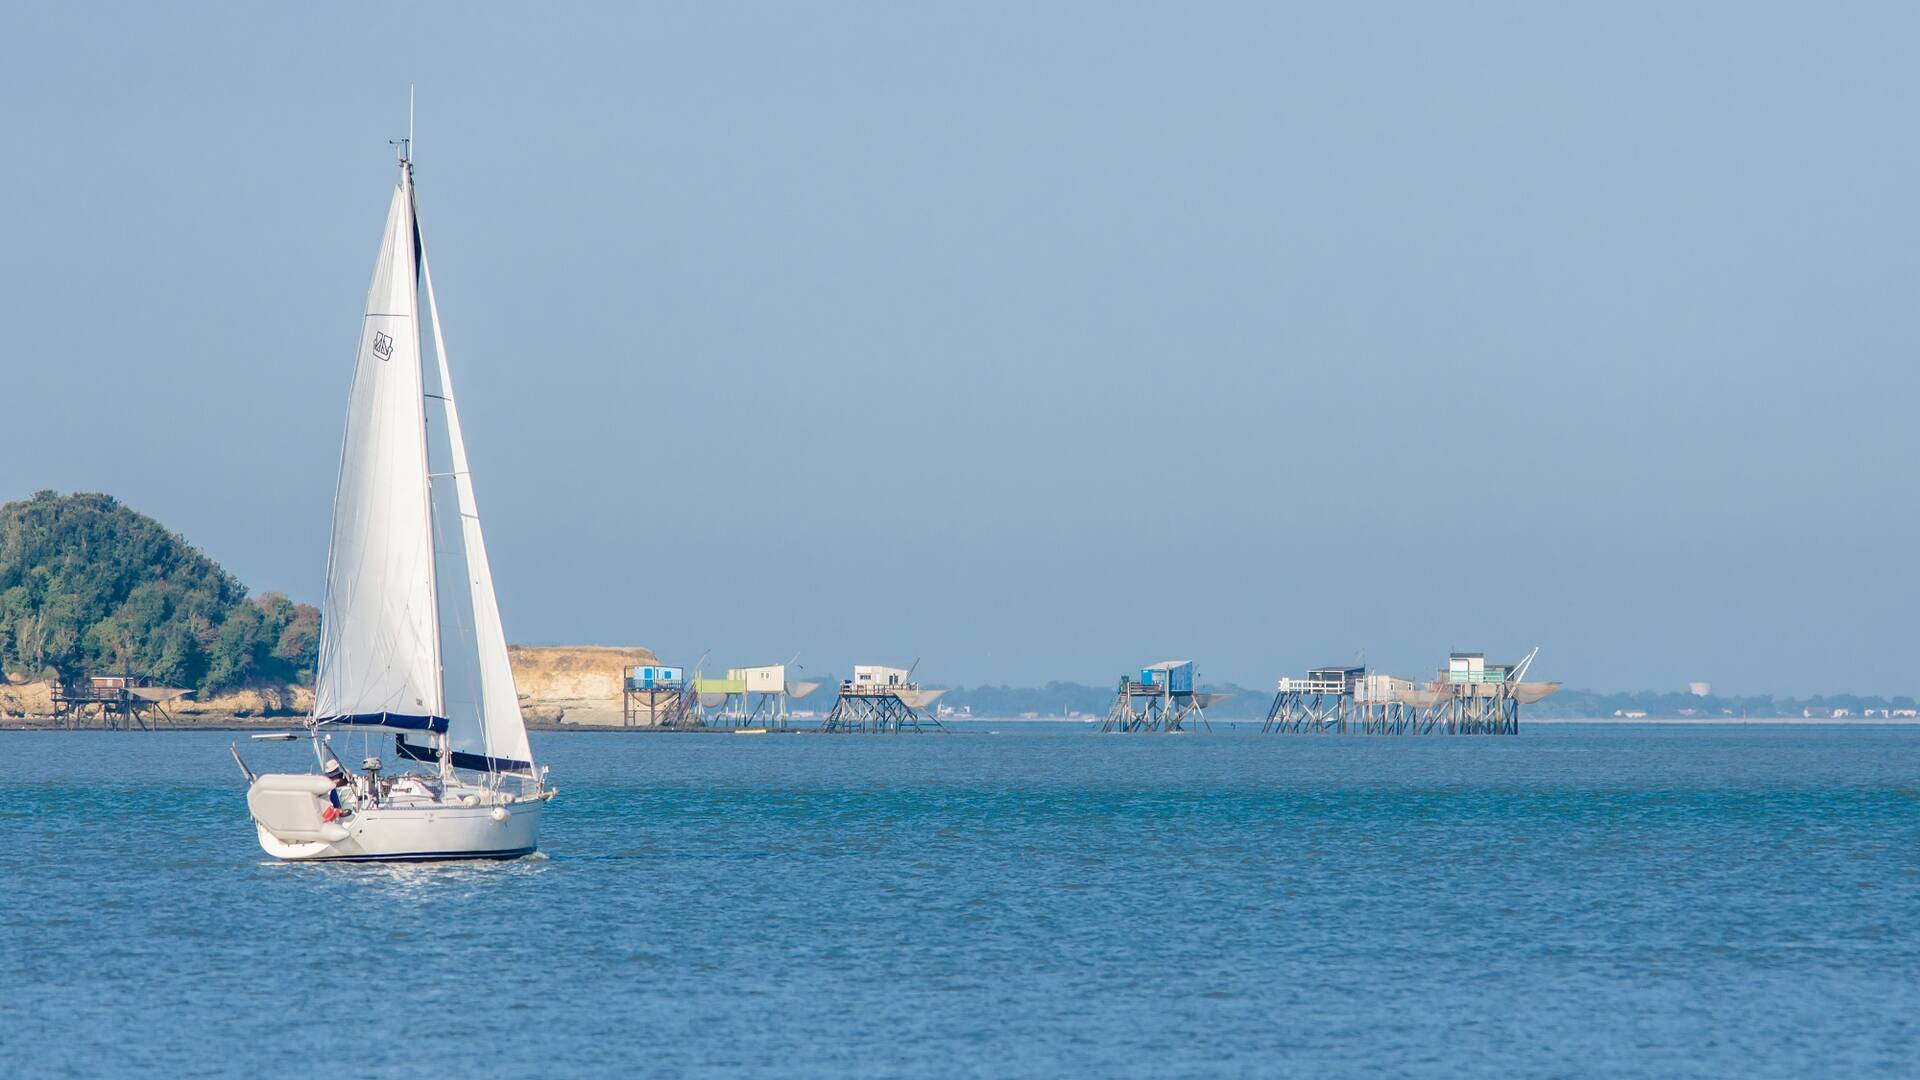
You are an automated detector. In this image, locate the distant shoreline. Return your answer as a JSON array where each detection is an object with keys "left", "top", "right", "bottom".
[
  {"left": 6, "top": 715, "right": 1920, "bottom": 732},
  {"left": 957, "top": 716, "right": 1920, "bottom": 727},
  {"left": 1519, "top": 716, "right": 1920, "bottom": 726}
]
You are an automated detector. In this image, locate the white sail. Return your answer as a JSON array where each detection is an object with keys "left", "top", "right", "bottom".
[
  {"left": 244, "top": 144, "right": 549, "bottom": 865},
  {"left": 419, "top": 240, "right": 535, "bottom": 773},
  {"left": 312, "top": 172, "right": 443, "bottom": 729}
]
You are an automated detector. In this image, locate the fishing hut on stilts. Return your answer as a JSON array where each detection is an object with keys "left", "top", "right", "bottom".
[
  {"left": 690, "top": 663, "right": 820, "bottom": 729},
  {"left": 1263, "top": 649, "right": 1557, "bottom": 735},
  {"left": 734, "top": 664, "right": 819, "bottom": 730},
  {"left": 52, "top": 674, "right": 190, "bottom": 730},
  {"left": 1262, "top": 667, "right": 1421, "bottom": 734},
  {"left": 622, "top": 663, "right": 696, "bottom": 728},
  {"left": 1099, "top": 660, "right": 1214, "bottom": 733},
  {"left": 819, "top": 664, "right": 945, "bottom": 733},
  {"left": 1421, "top": 652, "right": 1556, "bottom": 734},
  {"left": 691, "top": 669, "right": 748, "bottom": 727}
]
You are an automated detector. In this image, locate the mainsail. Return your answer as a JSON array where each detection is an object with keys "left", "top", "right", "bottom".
[
  {"left": 313, "top": 160, "right": 535, "bottom": 775},
  {"left": 313, "top": 175, "right": 441, "bottom": 731}
]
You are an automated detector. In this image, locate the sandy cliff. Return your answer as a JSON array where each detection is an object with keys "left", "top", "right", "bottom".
[
  {"left": 507, "top": 644, "right": 657, "bottom": 726},
  {"left": 0, "top": 679, "right": 53, "bottom": 717},
  {"left": 2, "top": 645, "right": 652, "bottom": 727}
]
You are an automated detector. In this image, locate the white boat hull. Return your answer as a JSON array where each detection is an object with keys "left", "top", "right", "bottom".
[{"left": 254, "top": 799, "right": 543, "bottom": 862}]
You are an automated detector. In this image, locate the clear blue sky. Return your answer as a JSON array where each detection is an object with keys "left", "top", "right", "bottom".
[{"left": 3, "top": 3, "right": 1914, "bottom": 695}]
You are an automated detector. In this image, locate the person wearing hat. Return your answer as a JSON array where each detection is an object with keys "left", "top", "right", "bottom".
[{"left": 323, "top": 760, "right": 350, "bottom": 810}]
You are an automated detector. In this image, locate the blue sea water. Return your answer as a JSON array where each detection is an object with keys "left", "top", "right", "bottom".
[{"left": 2, "top": 723, "right": 1917, "bottom": 1078}]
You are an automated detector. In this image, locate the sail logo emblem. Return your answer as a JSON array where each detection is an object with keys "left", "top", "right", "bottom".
[{"left": 372, "top": 332, "right": 394, "bottom": 362}]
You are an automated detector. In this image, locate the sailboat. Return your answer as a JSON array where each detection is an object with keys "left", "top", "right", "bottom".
[{"left": 235, "top": 138, "right": 552, "bottom": 861}]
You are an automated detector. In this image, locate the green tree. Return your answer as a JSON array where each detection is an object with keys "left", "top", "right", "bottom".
[{"left": 0, "top": 491, "right": 320, "bottom": 693}]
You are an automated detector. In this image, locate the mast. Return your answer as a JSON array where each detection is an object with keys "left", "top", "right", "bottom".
[
  {"left": 404, "top": 147, "right": 446, "bottom": 779},
  {"left": 391, "top": 140, "right": 446, "bottom": 783}
]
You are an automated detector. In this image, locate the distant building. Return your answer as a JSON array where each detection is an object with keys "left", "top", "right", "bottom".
[{"left": 1688, "top": 681, "right": 1711, "bottom": 697}]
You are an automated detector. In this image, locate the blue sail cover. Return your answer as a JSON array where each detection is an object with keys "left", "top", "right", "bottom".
[
  {"left": 394, "top": 737, "right": 530, "bottom": 774},
  {"left": 314, "top": 712, "right": 449, "bottom": 734}
]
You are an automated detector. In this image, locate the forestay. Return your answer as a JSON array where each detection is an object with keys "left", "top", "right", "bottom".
[{"left": 419, "top": 232, "right": 534, "bottom": 773}]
